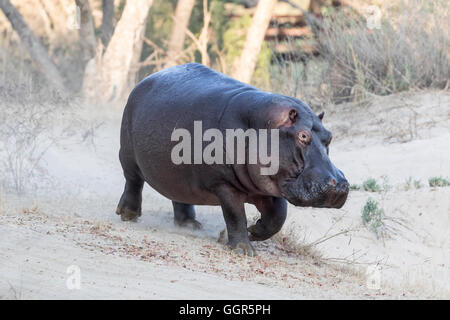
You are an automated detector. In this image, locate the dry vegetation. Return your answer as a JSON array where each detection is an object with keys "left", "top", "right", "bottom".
[
  {"left": 0, "top": 0, "right": 448, "bottom": 107},
  {"left": 270, "top": 0, "right": 449, "bottom": 108}
]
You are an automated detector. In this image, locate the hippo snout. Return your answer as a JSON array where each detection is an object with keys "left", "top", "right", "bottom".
[
  {"left": 282, "top": 170, "right": 349, "bottom": 209},
  {"left": 319, "top": 176, "right": 349, "bottom": 208}
]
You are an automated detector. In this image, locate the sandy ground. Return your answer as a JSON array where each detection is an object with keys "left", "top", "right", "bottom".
[{"left": 0, "top": 91, "right": 449, "bottom": 299}]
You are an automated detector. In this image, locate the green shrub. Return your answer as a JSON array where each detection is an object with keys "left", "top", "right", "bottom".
[
  {"left": 428, "top": 177, "right": 450, "bottom": 187},
  {"left": 362, "top": 178, "right": 381, "bottom": 192},
  {"left": 361, "top": 198, "right": 385, "bottom": 239}
]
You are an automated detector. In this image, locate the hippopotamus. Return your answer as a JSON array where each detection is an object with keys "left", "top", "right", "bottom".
[{"left": 116, "top": 63, "right": 349, "bottom": 256}]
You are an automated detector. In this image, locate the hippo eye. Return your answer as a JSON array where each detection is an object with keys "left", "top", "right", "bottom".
[{"left": 297, "top": 130, "right": 311, "bottom": 146}]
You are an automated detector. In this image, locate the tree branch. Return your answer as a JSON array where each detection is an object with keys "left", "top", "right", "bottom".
[
  {"left": 0, "top": 0, "right": 68, "bottom": 92},
  {"left": 75, "top": 0, "right": 97, "bottom": 62}
]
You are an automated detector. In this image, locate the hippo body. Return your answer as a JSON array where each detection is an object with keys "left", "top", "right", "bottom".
[{"left": 117, "top": 63, "right": 349, "bottom": 256}]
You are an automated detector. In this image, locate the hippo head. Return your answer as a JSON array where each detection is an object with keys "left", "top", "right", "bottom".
[{"left": 259, "top": 98, "right": 349, "bottom": 208}]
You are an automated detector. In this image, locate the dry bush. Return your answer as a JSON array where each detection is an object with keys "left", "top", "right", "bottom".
[
  {"left": 269, "top": 45, "right": 330, "bottom": 109},
  {"left": 0, "top": 92, "right": 91, "bottom": 194},
  {"left": 0, "top": 45, "right": 76, "bottom": 194},
  {"left": 271, "top": 0, "right": 449, "bottom": 106},
  {"left": 319, "top": 0, "right": 449, "bottom": 102},
  {"left": 0, "top": 23, "right": 99, "bottom": 193},
  {"left": 0, "top": 99, "right": 58, "bottom": 194},
  {"left": 0, "top": 90, "right": 102, "bottom": 195}
]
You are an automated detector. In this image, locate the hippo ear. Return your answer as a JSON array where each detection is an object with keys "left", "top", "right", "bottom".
[
  {"left": 263, "top": 105, "right": 298, "bottom": 128},
  {"left": 272, "top": 108, "right": 297, "bottom": 128},
  {"left": 318, "top": 111, "right": 325, "bottom": 121},
  {"left": 289, "top": 109, "right": 298, "bottom": 123}
]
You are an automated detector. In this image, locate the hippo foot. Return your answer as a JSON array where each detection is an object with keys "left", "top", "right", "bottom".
[
  {"left": 248, "top": 224, "right": 270, "bottom": 241},
  {"left": 116, "top": 206, "right": 141, "bottom": 222},
  {"left": 174, "top": 218, "right": 202, "bottom": 230},
  {"left": 218, "top": 229, "right": 256, "bottom": 256},
  {"left": 231, "top": 242, "right": 256, "bottom": 257}
]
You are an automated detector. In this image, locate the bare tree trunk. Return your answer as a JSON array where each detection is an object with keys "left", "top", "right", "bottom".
[
  {"left": 184, "top": 0, "right": 211, "bottom": 67},
  {"left": 82, "top": 0, "right": 154, "bottom": 102},
  {"left": 164, "top": 0, "right": 196, "bottom": 68},
  {"left": 232, "top": 0, "right": 277, "bottom": 83},
  {"left": 0, "top": 0, "right": 67, "bottom": 91},
  {"left": 101, "top": 0, "right": 114, "bottom": 46},
  {"left": 198, "top": 0, "right": 211, "bottom": 66},
  {"left": 75, "top": 0, "right": 96, "bottom": 62}
]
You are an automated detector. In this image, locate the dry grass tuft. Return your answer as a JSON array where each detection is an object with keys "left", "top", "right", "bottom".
[{"left": 272, "top": 231, "right": 325, "bottom": 265}]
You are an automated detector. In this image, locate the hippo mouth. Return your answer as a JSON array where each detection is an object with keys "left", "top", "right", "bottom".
[{"left": 280, "top": 173, "right": 349, "bottom": 209}]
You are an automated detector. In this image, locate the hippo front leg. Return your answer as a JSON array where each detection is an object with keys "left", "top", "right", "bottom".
[
  {"left": 216, "top": 185, "right": 256, "bottom": 257},
  {"left": 248, "top": 196, "right": 287, "bottom": 241},
  {"left": 172, "top": 201, "right": 202, "bottom": 230}
]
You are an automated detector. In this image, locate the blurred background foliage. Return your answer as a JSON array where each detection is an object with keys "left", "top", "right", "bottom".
[{"left": 0, "top": 0, "right": 448, "bottom": 107}]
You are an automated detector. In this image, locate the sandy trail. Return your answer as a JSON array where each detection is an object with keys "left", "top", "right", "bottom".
[
  {"left": 0, "top": 207, "right": 372, "bottom": 299},
  {"left": 0, "top": 91, "right": 449, "bottom": 299}
]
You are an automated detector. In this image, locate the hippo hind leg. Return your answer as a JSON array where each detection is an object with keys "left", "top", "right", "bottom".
[
  {"left": 172, "top": 202, "right": 202, "bottom": 230},
  {"left": 116, "top": 154, "right": 144, "bottom": 222}
]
